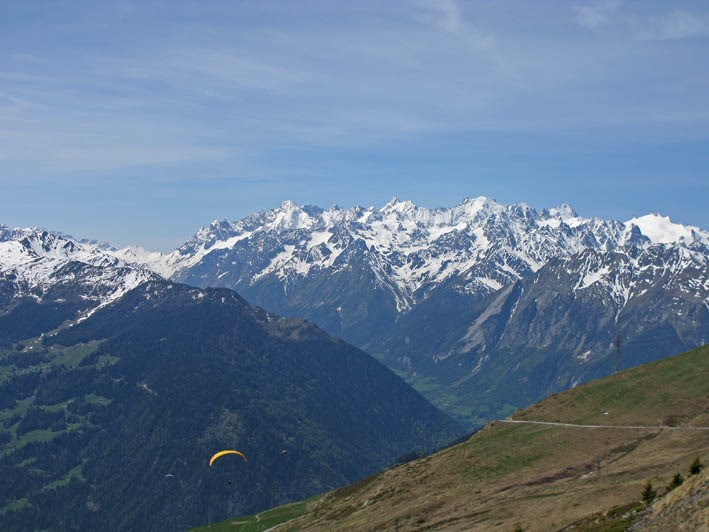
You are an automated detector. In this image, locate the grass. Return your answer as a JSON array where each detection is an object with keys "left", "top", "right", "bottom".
[
  {"left": 394, "top": 372, "right": 487, "bottom": 425},
  {"left": 49, "top": 340, "right": 102, "bottom": 368},
  {"left": 192, "top": 497, "right": 316, "bottom": 532},
  {"left": 0, "top": 339, "right": 102, "bottom": 376},
  {"left": 557, "top": 502, "right": 644, "bottom": 531},
  {"left": 84, "top": 393, "right": 112, "bottom": 405},
  {"left": 42, "top": 460, "right": 87, "bottom": 491},
  {"left": 0, "top": 396, "right": 35, "bottom": 425},
  {"left": 0, "top": 339, "right": 106, "bottom": 450},
  {"left": 456, "top": 424, "right": 551, "bottom": 482},
  {"left": 198, "top": 345, "right": 709, "bottom": 531},
  {"left": 95, "top": 354, "right": 119, "bottom": 368},
  {"left": 15, "top": 427, "right": 63, "bottom": 445},
  {"left": 403, "top": 367, "right": 519, "bottom": 426},
  {"left": 514, "top": 346, "right": 709, "bottom": 427},
  {"left": 0, "top": 498, "right": 31, "bottom": 516}
]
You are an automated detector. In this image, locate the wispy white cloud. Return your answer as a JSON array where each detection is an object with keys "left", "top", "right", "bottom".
[
  {"left": 574, "top": 0, "right": 623, "bottom": 30},
  {"left": 639, "top": 10, "right": 709, "bottom": 40},
  {"left": 574, "top": 1, "right": 709, "bottom": 41},
  {"left": 413, "top": 0, "right": 495, "bottom": 49},
  {"left": 418, "top": 0, "right": 464, "bottom": 35},
  {"left": 1, "top": 0, "right": 708, "bottom": 186}
]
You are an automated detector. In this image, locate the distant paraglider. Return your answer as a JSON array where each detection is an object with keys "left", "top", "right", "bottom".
[{"left": 209, "top": 450, "right": 247, "bottom": 467}]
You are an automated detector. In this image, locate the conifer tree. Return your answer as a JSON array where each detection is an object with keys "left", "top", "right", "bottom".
[
  {"left": 665, "top": 473, "right": 683, "bottom": 493},
  {"left": 689, "top": 457, "right": 703, "bottom": 476},
  {"left": 641, "top": 480, "right": 657, "bottom": 504}
]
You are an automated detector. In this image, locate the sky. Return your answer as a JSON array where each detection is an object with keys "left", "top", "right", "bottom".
[{"left": 2, "top": 0, "right": 708, "bottom": 251}]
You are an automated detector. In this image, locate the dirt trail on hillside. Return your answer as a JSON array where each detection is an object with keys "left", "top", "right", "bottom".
[{"left": 498, "top": 419, "right": 709, "bottom": 430}]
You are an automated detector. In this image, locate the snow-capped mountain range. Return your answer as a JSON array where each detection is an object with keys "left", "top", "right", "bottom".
[
  {"left": 2, "top": 197, "right": 708, "bottom": 426},
  {"left": 138, "top": 198, "right": 709, "bottom": 336},
  {"left": 3, "top": 197, "right": 708, "bottom": 336},
  {"left": 113, "top": 197, "right": 706, "bottom": 307},
  {"left": 4, "top": 198, "right": 707, "bottom": 304},
  {"left": 0, "top": 225, "right": 158, "bottom": 312}
]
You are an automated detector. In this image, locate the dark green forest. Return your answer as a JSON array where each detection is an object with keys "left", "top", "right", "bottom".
[{"left": 0, "top": 281, "right": 461, "bottom": 531}]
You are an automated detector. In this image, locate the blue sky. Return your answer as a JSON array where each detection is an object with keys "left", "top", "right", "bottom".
[{"left": 2, "top": 0, "right": 708, "bottom": 250}]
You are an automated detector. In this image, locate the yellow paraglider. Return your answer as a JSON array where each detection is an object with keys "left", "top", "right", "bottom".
[{"left": 209, "top": 450, "right": 247, "bottom": 467}]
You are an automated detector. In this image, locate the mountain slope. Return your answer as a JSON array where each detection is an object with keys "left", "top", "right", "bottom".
[
  {"left": 377, "top": 242, "right": 709, "bottom": 424},
  {"left": 0, "top": 225, "right": 159, "bottom": 347},
  {"left": 0, "top": 280, "right": 462, "bottom": 531},
  {"left": 631, "top": 467, "right": 709, "bottom": 531},
  {"left": 146, "top": 198, "right": 658, "bottom": 343},
  {"left": 200, "top": 344, "right": 709, "bottom": 531},
  {"left": 143, "top": 199, "right": 708, "bottom": 323},
  {"left": 110, "top": 199, "right": 709, "bottom": 427},
  {"left": 4, "top": 199, "right": 708, "bottom": 429}
]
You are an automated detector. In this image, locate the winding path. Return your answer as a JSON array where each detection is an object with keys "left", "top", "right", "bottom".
[{"left": 498, "top": 419, "right": 709, "bottom": 430}]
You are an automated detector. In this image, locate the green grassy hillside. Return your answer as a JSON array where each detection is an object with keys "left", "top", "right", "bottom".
[{"left": 198, "top": 344, "right": 709, "bottom": 531}]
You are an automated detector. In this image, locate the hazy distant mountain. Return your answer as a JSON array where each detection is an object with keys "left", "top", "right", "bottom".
[{"left": 0, "top": 280, "right": 462, "bottom": 531}]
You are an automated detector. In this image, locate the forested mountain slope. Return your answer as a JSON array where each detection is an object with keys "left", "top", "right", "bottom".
[{"left": 0, "top": 280, "right": 462, "bottom": 531}]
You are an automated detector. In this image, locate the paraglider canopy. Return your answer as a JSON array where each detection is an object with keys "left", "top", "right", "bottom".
[{"left": 209, "top": 450, "right": 247, "bottom": 466}]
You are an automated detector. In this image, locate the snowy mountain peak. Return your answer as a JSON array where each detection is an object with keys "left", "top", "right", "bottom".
[
  {"left": 188, "top": 220, "right": 237, "bottom": 250},
  {"left": 271, "top": 200, "right": 316, "bottom": 230},
  {"left": 626, "top": 213, "right": 708, "bottom": 246},
  {"left": 382, "top": 197, "right": 417, "bottom": 214},
  {"left": 456, "top": 196, "right": 501, "bottom": 218},
  {"left": 0, "top": 226, "right": 159, "bottom": 318},
  {"left": 0, "top": 226, "right": 120, "bottom": 270},
  {"left": 546, "top": 204, "right": 578, "bottom": 219},
  {"left": 143, "top": 197, "right": 670, "bottom": 312}
]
